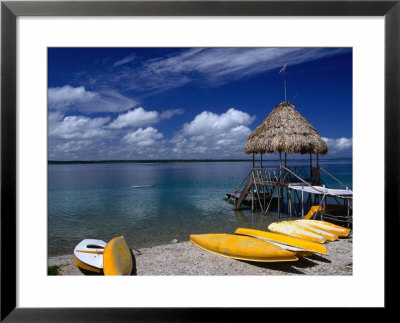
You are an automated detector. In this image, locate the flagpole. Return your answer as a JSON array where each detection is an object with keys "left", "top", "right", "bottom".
[
  {"left": 284, "top": 76, "right": 287, "bottom": 102},
  {"left": 280, "top": 64, "right": 287, "bottom": 102}
]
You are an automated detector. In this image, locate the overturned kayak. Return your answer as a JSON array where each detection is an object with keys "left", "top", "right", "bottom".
[
  {"left": 304, "top": 205, "right": 323, "bottom": 219},
  {"left": 296, "top": 219, "right": 351, "bottom": 237},
  {"left": 235, "top": 228, "right": 327, "bottom": 255},
  {"left": 284, "top": 221, "right": 338, "bottom": 241},
  {"left": 103, "top": 236, "right": 133, "bottom": 275},
  {"left": 190, "top": 233, "right": 298, "bottom": 262},
  {"left": 73, "top": 239, "right": 106, "bottom": 274},
  {"left": 268, "top": 222, "right": 327, "bottom": 243}
]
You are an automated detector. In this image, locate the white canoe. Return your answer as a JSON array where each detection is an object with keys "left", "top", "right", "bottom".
[
  {"left": 296, "top": 219, "right": 351, "bottom": 237},
  {"left": 73, "top": 239, "right": 106, "bottom": 274},
  {"left": 285, "top": 221, "right": 339, "bottom": 241},
  {"left": 268, "top": 222, "right": 327, "bottom": 243}
]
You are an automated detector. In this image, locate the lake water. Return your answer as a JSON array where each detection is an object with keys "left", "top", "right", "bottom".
[{"left": 48, "top": 159, "right": 352, "bottom": 256}]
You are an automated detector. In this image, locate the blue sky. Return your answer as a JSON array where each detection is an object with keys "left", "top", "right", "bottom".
[{"left": 48, "top": 47, "right": 352, "bottom": 160}]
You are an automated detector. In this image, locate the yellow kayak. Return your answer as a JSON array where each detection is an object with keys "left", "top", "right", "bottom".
[
  {"left": 296, "top": 219, "right": 351, "bottom": 237},
  {"left": 103, "top": 236, "right": 133, "bottom": 275},
  {"left": 284, "top": 221, "right": 338, "bottom": 241},
  {"left": 304, "top": 205, "right": 323, "bottom": 219},
  {"left": 235, "top": 228, "right": 327, "bottom": 255},
  {"left": 268, "top": 222, "right": 326, "bottom": 243},
  {"left": 190, "top": 233, "right": 298, "bottom": 262}
]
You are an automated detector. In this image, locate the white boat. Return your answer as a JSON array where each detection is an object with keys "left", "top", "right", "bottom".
[{"left": 73, "top": 239, "right": 106, "bottom": 274}]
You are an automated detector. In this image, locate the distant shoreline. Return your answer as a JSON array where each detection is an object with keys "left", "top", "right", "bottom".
[{"left": 48, "top": 157, "right": 352, "bottom": 165}]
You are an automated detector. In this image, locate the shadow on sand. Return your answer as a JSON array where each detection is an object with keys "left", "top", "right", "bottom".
[{"left": 238, "top": 253, "right": 331, "bottom": 275}]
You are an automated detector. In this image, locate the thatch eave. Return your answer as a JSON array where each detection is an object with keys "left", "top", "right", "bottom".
[{"left": 244, "top": 102, "right": 328, "bottom": 155}]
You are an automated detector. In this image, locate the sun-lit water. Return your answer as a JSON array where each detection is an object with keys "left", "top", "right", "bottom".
[{"left": 48, "top": 159, "right": 352, "bottom": 256}]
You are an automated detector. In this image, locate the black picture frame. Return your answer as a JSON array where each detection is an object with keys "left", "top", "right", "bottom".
[{"left": 1, "top": 0, "right": 397, "bottom": 321}]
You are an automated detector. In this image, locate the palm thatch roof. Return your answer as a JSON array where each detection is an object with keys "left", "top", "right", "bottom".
[{"left": 244, "top": 102, "right": 328, "bottom": 155}]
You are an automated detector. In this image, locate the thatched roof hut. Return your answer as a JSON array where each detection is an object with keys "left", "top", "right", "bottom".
[{"left": 244, "top": 102, "right": 328, "bottom": 156}]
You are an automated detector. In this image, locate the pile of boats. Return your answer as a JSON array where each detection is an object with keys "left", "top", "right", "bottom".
[
  {"left": 190, "top": 219, "right": 350, "bottom": 262},
  {"left": 72, "top": 219, "right": 350, "bottom": 275},
  {"left": 73, "top": 236, "right": 134, "bottom": 275}
]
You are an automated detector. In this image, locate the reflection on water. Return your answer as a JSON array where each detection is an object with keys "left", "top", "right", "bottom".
[{"left": 48, "top": 160, "right": 352, "bottom": 256}]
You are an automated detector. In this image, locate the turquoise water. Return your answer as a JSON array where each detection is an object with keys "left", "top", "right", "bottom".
[{"left": 48, "top": 159, "right": 352, "bottom": 256}]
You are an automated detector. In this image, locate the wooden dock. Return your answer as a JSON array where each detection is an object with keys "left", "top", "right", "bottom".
[{"left": 225, "top": 191, "right": 273, "bottom": 204}]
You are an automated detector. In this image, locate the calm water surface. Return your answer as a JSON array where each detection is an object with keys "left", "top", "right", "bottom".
[{"left": 48, "top": 159, "right": 352, "bottom": 256}]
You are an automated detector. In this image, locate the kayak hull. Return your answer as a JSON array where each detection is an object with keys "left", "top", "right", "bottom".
[
  {"left": 103, "top": 236, "right": 133, "bottom": 276},
  {"left": 73, "top": 239, "right": 106, "bottom": 274},
  {"left": 235, "top": 228, "right": 327, "bottom": 255},
  {"left": 284, "top": 221, "right": 338, "bottom": 241},
  {"left": 190, "top": 233, "right": 298, "bottom": 262},
  {"left": 268, "top": 222, "right": 327, "bottom": 243},
  {"left": 296, "top": 219, "right": 350, "bottom": 237},
  {"left": 304, "top": 205, "right": 323, "bottom": 219}
]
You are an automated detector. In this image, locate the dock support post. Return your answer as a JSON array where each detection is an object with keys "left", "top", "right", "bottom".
[
  {"left": 277, "top": 186, "right": 281, "bottom": 218},
  {"left": 251, "top": 180, "right": 254, "bottom": 212}
]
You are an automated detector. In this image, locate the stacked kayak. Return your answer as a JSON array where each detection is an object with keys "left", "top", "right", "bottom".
[
  {"left": 73, "top": 236, "right": 133, "bottom": 275},
  {"left": 268, "top": 222, "right": 327, "bottom": 243},
  {"left": 190, "top": 220, "right": 350, "bottom": 262},
  {"left": 268, "top": 220, "right": 350, "bottom": 243},
  {"left": 234, "top": 228, "right": 327, "bottom": 256},
  {"left": 296, "top": 219, "right": 350, "bottom": 237},
  {"left": 190, "top": 233, "right": 298, "bottom": 262}
]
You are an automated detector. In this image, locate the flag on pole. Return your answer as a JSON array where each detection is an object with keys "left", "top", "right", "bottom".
[
  {"left": 279, "top": 64, "right": 287, "bottom": 76},
  {"left": 279, "top": 65, "right": 287, "bottom": 102}
]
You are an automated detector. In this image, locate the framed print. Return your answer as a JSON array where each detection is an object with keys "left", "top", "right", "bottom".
[{"left": 1, "top": 0, "right": 398, "bottom": 320}]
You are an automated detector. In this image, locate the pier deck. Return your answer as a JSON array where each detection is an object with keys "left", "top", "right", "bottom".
[{"left": 225, "top": 192, "right": 276, "bottom": 204}]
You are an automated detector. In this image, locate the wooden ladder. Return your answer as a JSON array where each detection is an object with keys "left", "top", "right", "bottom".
[{"left": 234, "top": 177, "right": 253, "bottom": 210}]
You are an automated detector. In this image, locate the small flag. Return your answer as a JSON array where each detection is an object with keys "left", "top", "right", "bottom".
[{"left": 279, "top": 64, "right": 287, "bottom": 76}]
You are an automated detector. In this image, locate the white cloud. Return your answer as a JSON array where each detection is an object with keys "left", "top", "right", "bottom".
[
  {"left": 181, "top": 108, "right": 254, "bottom": 136},
  {"left": 48, "top": 105, "right": 184, "bottom": 159},
  {"left": 115, "top": 48, "right": 351, "bottom": 93},
  {"left": 48, "top": 85, "right": 138, "bottom": 113},
  {"left": 215, "top": 125, "right": 252, "bottom": 146},
  {"left": 172, "top": 108, "right": 254, "bottom": 158},
  {"left": 108, "top": 107, "right": 159, "bottom": 129},
  {"left": 52, "top": 140, "right": 92, "bottom": 153},
  {"left": 112, "top": 54, "right": 136, "bottom": 67},
  {"left": 160, "top": 108, "right": 184, "bottom": 120},
  {"left": 108, "top": 107, "right": 184, "bottom": 129},
  {"left": 48, "top": 85, "right": 98, "bottom": 109},
  {"left": 49, "top": 115, "right": 111, "bottom": 139},
  {"left": 48, "top": 111, "right": 64, "bottom": 123},
  {"left": 122, "top": 127, "right": 163, "bottom": 147},
  {"left": 323, "top": 137, "right": 353, "bottom": 153}
]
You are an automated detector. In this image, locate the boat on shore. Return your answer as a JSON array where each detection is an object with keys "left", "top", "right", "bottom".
[
  {"left": 296, "top": 219, "right": 350, "bottom": 237},
  {"left": 268, "top": 222, "right": 327, "bottom": 243},
  {"left": 73, "top": 236, "right": 134, "bottom": 275},
  {"left": 190, "top": 233, "right": 298, "bottom": 262},
  {"left": 73, "top": 239, "right": 106, "bottom": 274},
  {"left": 103, "top": 236, "right": 134, "bottom": 275},
  {"left": 235, "top": 228, "right": 327, "bottom": 255},
  {"left": 283, "top": 221, "right": 339, "bottom": 241}
]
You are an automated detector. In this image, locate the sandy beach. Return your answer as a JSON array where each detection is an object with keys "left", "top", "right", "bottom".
[{"left": 48, "top": 233, "right": 352, "bottom": 276}]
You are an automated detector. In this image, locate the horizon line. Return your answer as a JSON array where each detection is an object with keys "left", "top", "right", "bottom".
[{"left": 48, "top": 157, "right": 352, "bottom": 164}]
